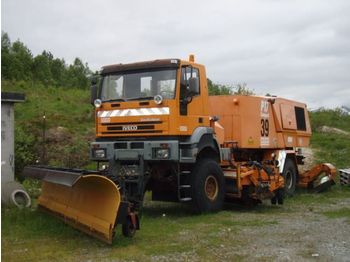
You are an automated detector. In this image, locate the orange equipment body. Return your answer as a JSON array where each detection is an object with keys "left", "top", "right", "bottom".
[
  {"left": 208, "top": 95, "right": 312, "bottom": 149},
  {"left": 95, "top": 60, "right": 210, "bottom": 138},
  {"left": 91, "top": 55, "right": 336, "bottom": 206}
]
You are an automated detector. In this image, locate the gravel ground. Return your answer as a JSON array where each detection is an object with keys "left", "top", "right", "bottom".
[
  {"left": 149, "top": 199, "right": 350, "bottom": 262},
  {"left": 234, "top": 199, "right": 350, "bottom": 261}
]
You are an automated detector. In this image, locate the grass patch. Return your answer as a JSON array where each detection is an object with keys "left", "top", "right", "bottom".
[
  {"left": 323, "top": 208, "right": 350, "bottom": 222},
  {"left": 1, "top": 200, "right": 278, "bottom": 261},
  {"left": 309, "top": 109, "right": 350, "bottom": 169},
  {"left": 311, "top": 133, "right": 350, "bottom": 169},
  {"left": 289, "top": 185, "right": 350, "bottom": 203}
]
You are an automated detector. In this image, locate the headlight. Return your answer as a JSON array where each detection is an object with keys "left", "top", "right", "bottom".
[
  {"left": 154, "top": 148, "right": 170, "bottom": 159},
  {"left": 154, "top": 95, "right": 163, "bottom": 105},
  {"left": 94, "top": 149, "right": 106, "bottom": 158},
  {"left": 94, "top": 99, "right": 102, "bottom": 108}
]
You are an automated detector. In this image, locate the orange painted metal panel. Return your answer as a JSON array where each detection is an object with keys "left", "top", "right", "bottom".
[{"left": 209, "top": 95, "right": 311, "bottom": 149}]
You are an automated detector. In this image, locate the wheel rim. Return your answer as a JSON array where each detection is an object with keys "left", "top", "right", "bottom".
[
  {"left": 285, "top": 170, "right": 293, "bottom": 189},
  {"left": 204, "top": 175, "right": 218, "bottom": 201}
]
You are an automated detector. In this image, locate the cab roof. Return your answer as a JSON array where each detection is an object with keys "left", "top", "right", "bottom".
[{"left": 101, "top": 59, "right": 180, "bottom": 75}]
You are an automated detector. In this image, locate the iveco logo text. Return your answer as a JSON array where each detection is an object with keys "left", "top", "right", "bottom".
[{"left": 122, "top": 125, "right": 138, "bottom": 131}]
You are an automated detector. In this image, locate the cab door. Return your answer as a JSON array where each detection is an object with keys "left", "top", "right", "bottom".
[{"left": 178, "top": 66, "right": 206, "bottom": 133}]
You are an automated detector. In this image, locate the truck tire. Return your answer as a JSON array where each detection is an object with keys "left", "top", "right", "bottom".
[
  {"left": 122, "top": 217, "right": 136, "bottom": 238},
  {"left": 282, "top": 158, "right": 297, "bottom": 196},
  {"left": 191, "top": 158, "right": 225, "bottom": 213}
]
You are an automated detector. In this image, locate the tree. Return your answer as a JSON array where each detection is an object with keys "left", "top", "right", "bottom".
[
  {"left": 1, "top": 34, "right": 33, "bottom": 81},
  {"left": 32, "top": 51, "right": 53, "bottom": 84},
  {"left": 10, "top": 40, "right": 33, "bottom": 81},
  {"left": 50, "top": 58, "right": 66, "bottom": 87},
  {"left": 207, "top": 79, "right": 254, "bottom": 96},
  {"left": 66, "top": 58, "right": 91, "bottom": 89},
  {"left": 207, "top": 78, "right": 231, "bottom": 95},
  {"left": 1, "top": 32, "right": 92, "bottom": 89},
  {"left": 234, "top": 83, "right": 254, "bottom": 95},
  {"left": 1, "top": 32, "right": 12, "bottom": 79}
]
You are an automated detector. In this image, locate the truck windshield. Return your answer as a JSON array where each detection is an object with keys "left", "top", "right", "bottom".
[{"left": 100, "top": 69, "right": 177, "bottom": 102}]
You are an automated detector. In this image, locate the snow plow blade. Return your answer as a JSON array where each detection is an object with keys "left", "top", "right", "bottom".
[{"left": 23, "top": 166, "right": 121, "bottom": 244}]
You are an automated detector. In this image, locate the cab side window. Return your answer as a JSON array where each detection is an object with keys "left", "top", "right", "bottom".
[
  {"left": 180, "top": 66, "right": 200, "bottom": 100},
  {"left": 180, "top": 66, "right": 200, "bottom": 115}
]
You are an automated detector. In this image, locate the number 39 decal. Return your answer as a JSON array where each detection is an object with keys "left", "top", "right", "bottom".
[{"left": 261, "top": 119, "right": 269, "bottom": 136}]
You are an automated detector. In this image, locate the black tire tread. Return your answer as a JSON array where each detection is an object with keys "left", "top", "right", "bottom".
[
  {"left": 282, "top": 158, "right": 297, "bottom": 197},
  {"left": 190, "top": 158, "right": 225, "bottom": 213}
]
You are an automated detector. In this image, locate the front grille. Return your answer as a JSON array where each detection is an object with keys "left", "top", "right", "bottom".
[
  {"left": 107, "top": 125, "right": 155, "bottom": 131},
  {"left": 113, "top": 142, "right": 144, "bottom": 149},
  {"left": 102, "top": 121, "right": 162, "bottom": 126},
  {"left": 130, "top": 142, "right": 144, "bottom": 149},
  {"left": 102, "top": 130, "right": 162, "bottom": 134},
  {"left": 114, "top": 143, "right": 127, "bottom": 149},
  {"left": 100, "top": 121, "right": 164, "bottom": 135}
]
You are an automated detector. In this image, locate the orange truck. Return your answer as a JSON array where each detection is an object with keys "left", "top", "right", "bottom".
[{"left": 24, "top": 55, "right": 336, "bottom": 244}]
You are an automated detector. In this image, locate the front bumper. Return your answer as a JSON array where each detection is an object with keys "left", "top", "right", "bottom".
[{"left": 90, "top": 140, "right": 179, "bottom": 161}]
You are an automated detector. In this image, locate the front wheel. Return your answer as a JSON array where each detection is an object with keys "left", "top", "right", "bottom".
[
  {"left": 191, "top": 158, "right": 225, "bottom": 213},
  {"left": 122, "top": 217, "right": 136, "bottom": 238},
  {"left": 282, "top": 158, "right": 297, "bottom": 197}
]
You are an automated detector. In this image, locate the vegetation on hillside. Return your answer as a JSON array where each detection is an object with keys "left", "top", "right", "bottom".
[
  {"left": 1, "top": 81, "right": 93, "bottom": 179},
  {"left": 1, "top": 32, "right": 94, "bottom": 178},
  {"left": 309, "top": 109, "right": 350, "bottom": 169},
  {"left": 1, "top": 32, "right": 91, "bottom": 89}
]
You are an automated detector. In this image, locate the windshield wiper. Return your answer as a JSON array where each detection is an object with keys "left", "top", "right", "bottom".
[
  {"left": 126, "top": 96, "right": 154, "bottom": 101},
  {"left": 103, "top": 98, "right": 126, "bottom": 102}
]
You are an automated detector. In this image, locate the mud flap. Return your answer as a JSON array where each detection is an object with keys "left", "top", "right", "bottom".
[{"left": 39, "top": 175, "right": 121, "bottom": 244}]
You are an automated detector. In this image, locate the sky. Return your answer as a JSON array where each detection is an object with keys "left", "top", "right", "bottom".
[{"left": 2, "top": 0, "right": 350, "bottom": 109}]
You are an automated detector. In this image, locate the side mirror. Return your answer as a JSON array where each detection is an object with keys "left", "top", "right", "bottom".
[
  {"left": 90, "top": 83, "right": 97, "bottom": 105},
  {"left": 188, "top": 77, "right": 199, "bottom": 95},
  {"left": 90, "top": 75, "right": 100, "bottom": 105}
]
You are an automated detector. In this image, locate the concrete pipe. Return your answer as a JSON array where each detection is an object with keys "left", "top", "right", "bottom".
[{"left": 1, "top": 181, "right": 31, "bottom": 208}]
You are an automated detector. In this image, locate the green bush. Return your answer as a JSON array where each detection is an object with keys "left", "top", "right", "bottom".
[
  {"left": 309, "top": 108, "right": 350, "bottom": 132},
  {"left": 14, "top": 125, "right": 37, "bottom": 181}
]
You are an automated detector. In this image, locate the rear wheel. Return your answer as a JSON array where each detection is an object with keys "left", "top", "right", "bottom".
[
  {"left": 282, "top": 158, "right": 297, "bottom": 196},
  {"left": 191, "top": 158, "right": 225, "bottom": 213}
]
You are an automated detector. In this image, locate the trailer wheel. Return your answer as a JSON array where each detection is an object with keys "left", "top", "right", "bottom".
[
  {"left": 191, "top": 158, "right": 225, "bottom": 213},
  {"left": 122, "top": 217, "right": 136, "bottom": 238},
  {"left": 282, "top": 158, "right": 297, "bottom": 196}
]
